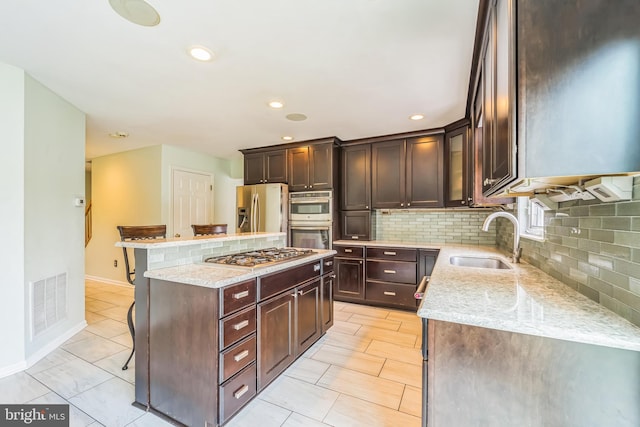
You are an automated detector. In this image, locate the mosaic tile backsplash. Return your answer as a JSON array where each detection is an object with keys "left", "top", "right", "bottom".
[
  {"left": 374, "top": 208, "right": 497, "bottom": 245},
  {"left": 496, "top": 176, "right": 640, "bottom": 327}
]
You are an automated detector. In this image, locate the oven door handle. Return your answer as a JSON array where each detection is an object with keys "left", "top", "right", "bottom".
[
  {"left": 289, "top": 226, "right": 331, "bottom": 231},
  {"left": 290, "top": 199, "right": 329, "bottom": 204}
]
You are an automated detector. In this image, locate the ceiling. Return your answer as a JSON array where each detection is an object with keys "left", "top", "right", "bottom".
[{"left": 0, "top": 0, "right": 479, "bottom": 161}]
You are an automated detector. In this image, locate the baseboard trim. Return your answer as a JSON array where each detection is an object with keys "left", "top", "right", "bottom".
[
  {"left": 0, "top": 320, "right": 87, "bottom": 379},
  {"left": 85, "top": 275, "right": 131, "bottom": 288}
]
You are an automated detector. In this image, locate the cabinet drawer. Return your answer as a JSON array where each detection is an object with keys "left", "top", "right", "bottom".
[
  {"left": 220, "top": 306, "right": 256, "bottom": 349},
  {"left": 322, "top": 256, "right": 335, "bottom": 275},
  {"left": 219, "top": 363, "right": 257, "bottom": 424},
  {"left": 220, "top": 334, "right": 256, "bottom": 383},
  {"left": 220, "top": 279, "right": 256, "bottom": 317},
  {"left": 366, "top": 260, "right": 416, "bottom": 284},
  {"left": 259, "top": 260, "right": 321, "bottom": 301},
  {"left": 367, "top": 247, "right": 417, "bottom": 262},
  {"left": 366, "top": 281, "right": 417, "bottom": 308},
  {"left": 334, "top": 245, "right": 364, "bottom": 258}
]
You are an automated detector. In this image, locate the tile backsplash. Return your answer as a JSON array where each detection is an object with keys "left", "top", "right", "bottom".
[
  {"left": 496, "top": 176, "right": 640, "bottom": 327},
  {"left": 374, "top": 209, "right": 497, "bottom": 245}
]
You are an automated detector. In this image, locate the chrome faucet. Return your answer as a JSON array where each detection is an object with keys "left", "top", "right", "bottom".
[{"left": 482, "top": 211, "right": 522, "bottom": 263}]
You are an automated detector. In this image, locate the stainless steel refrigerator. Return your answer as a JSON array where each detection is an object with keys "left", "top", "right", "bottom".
[{"left": 236, "top": 183, "right": 288, "bottom": 233}]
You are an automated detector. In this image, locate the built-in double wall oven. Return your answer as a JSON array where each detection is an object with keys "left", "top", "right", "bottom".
[{"left": 288, "top": 190, "right": 333, "bottom": 250}]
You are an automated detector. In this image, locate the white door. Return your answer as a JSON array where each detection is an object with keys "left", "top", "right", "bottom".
[{"left": 172, "top": 169, "right": 213, "bottom": 237}]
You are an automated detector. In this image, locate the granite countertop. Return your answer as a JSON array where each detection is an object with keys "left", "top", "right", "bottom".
[
  {"left": 117, "top": 231, "right": 286, "bottom": 249},
  {"left": 144, "top": 249, "right": 335, "bottom": 289},
  {"left": 338, "top": 239, "right": 640, "bottom": 351}
]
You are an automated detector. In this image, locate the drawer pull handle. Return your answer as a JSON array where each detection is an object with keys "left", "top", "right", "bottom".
[
  {"left": 234, "top": 385, "right": 249, "bottom": 399},
  {"left": 233, "top": 350, "right": 250, "bottom": 362},
  {"left": 383, "top": 269, "right": 396, "bottom": 274},
  {"left": 325, "top": 261, "right": 333, "bottom": 266},
  {"left": 344, "top": 249, "right": 353, "bottom": 253},
  {"left": 383, "top": 291, "right": 396, "bottom": 296},
  {"left": 383, "top": 251, "right": 397, "bottom": 256},
  {"left": 314, "top": 264, "right": 321, "bottom": 272},
  {"left": 352, "top": 236, "right": 359, "bottom": 239},
  {"left": 233, "top": 320, "right": 250, "bottom": 330},
  {"left": 232, "top": 290, "right": 250, "bottom": 300}
]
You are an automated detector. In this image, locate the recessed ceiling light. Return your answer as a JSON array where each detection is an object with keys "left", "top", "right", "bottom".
[
  {"left": 286, "top": 113, "right": 307, "bottom": 122},
  {"left": 281, "top": 136, "right": 294, "bottom": 141},
  {"left": 188, "top": 46, "right": 214, "bottom": 61},
  {"left": 409, "top": 114, "right": 425, "bottom": 121},
  {"left": 109, "top": 0, "right": 160, "bottom": 27},
  {"left": 109, "top": 131, "right": 129, "bottom": 139},
  {"left": 269, "top": 101, "right": 284, "bottom": 109}
]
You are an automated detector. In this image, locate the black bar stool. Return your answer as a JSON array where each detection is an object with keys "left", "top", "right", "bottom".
[
  {"left": 191, "top": 223, "right": 228, "bottom": 236},
  {"left": 116, "top": 224, "right": 166, "bottom": 370}
]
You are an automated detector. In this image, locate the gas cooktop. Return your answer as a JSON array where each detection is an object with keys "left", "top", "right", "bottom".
[{"left": 203, "top": 247, "right": 314, "bottom": 268}]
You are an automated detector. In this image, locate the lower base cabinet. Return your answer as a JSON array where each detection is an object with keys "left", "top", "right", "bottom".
[{"left": 257, "top": 291, "right": 295, "bottom": 390}]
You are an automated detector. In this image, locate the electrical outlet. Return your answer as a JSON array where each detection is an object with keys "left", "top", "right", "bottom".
[{"left": 114, "top": 259, "right": 118, "bottom": 267}]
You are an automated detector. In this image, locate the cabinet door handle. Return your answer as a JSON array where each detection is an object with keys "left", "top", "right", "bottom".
[
  {"left": 330, "top": 274, "right": 336, "bottom": 278},
  {"left": 365, "top": 205, "right": 369, "bottom": 209},
  {"left": 484, "top": 178, "right": 498, "bottom": 186},
  {"left": 232, "top": 320, "right": 249, "bottom": 331},
  {"left": 383, "top": 291, "right": 396, "bottom": 296},
  {"left": 314, "top": 263, "right": 321, "bottom": 272},
  {"left": 298, "top": 290, "right": 304, "bottom": 295},
  {"left": 233, "top": 349, "right": 250, "bottom": 362},
  {"left": 234, "top": 385, "right": 250, "bottom": 399},
  {"left": 344, "top": 249, "right": 353, "bottom": 253},
  {"left": 383, "top": 251, "right": 397, "bottom": 256},
  {"left": 400, "top": 203, "right": 404, "bottom": 207},
  {"left": 232, "top": 290, "right": 250, "bottom": 300},
  {"left": 407, "top": 203, "right": 411, "bottom": 207},
  {"left": 383, "top": 269, "right": 396, "bottom": 274},
  {"left": 359, "top": 260, "right": 363, "bottom": 265},
  {"left": 325, "top": 261, "right": 333, "bottom": 266}
]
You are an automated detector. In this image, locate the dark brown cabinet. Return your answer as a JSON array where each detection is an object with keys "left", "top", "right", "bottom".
[
  {"left": 295, "top": 278, "right": 322, "bottom": 354},
  {"left": 371, "top": 136, "right": 444, "bottom": 209},
  {"left": 288, "top": 141, "right": 337, "bottom": 192},
  {"left": 334, "top": 245, "right": 365, "bottom": 302},
  {"left": 340, "top": 210, "right": 372, "bottom": 241},
  {"left": 341, "top": 144, "right": 371, "bottom": 210},
  {"left": 366, "top": 247, "right": 418, "bottom": 310},
  {"left": 243, "top": 150, "right": 287, "bottom": 185},
  {"left": 444, "top": 123, "right": 472, "bottom": 207},
  {"left": 321, "top": 257, "right": 335, "bottom": 334}
]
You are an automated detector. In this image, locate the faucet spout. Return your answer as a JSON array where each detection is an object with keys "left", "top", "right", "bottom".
[{"left": 482, "top": 212, "right": 521, "bottom": 263}]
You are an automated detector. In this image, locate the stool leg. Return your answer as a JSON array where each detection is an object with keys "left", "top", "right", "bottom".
[{"left": 122, "top": 301, "right": 135, "bottom": 371}]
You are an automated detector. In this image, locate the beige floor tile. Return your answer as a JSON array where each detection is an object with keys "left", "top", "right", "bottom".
[
  {"left": 26, "top": 349, "right": 79, "bottom": 375},
  {"left": 85, "top": 318, "right": 130, "bottom": 339},
  {"left": 329, "top": 320, "right": 361, "bottom": 335},
  {"left": 355, "top": 325, "right": 417, "bottom": 347},
  {"left": 333, "top": 301, "right": 349, "bottom": 311},
  {"left": 318, "top": 365, "right": 405, "bottom": 409},
  {"left": 282, "top": 412, "right": 333, "bottom": 427},
  {"left": 64, "top": 330, "right": 99, "bottom": 346},
  {"left": 324, "top": 394, "right": 421, "bottom": 427},
  {"left": 0, "top": 372, "right": 50, "bottom": 404},
  {"left": 63, "top": 333, "right": 128, "bottom": 363},
  {"left": 225, "top": 398, "right": 291, "bottom": 427},
  {"left": 27, "top": 391, "right": 98, "bottom": 427},
  {"left": 94, "top": 349, "right": 135, "bottom": 384},
  {"left": 347, "top": 313, "right": 401, "bottom": 331},
  {"left": 339, "top": 303, "right": 390, "bottom": 319},
  {"left": 31, "top": 358, "right": 113, "bottom": 399},
  {"left": 85, "top": 299, "right": 116, "bottom": 312},
  {"left": 311, "top": 344, "right": 384, "bottom": 376},
  {"left": 399, "top": 320, "right": 422, "bottom": 336},
  {"left": 284, "top": 356, "right": 330, "bottom": 384},
  {"left": 324, "top": 330, "right": 372, "bottom": 352},
  {"left": 85, "top": 311, "right": 108, "bottom": 324},
  {"left": 365, "top": 340, "right": 422, "bottom": 366},
  {"left": 259, "top": 375, "right": 339, "bottom": 421},
  {"left": 110, "top": 332, "right": 133, "bottom": 348},
  {"left": 379, "top": 359, "right": 422, "bottom": 388},
  {"left": 415, "top": 335, "right": 422, "bottom": 349},
  {"left": 333, "top": 310, "right": 353, "bottom": 321},
  {"left": 90, "top": 292, "right": 134, "bottom": 307},
  {"left": 126, "top": 412, "right": 175, "bottom": 427},
  {"left": 386, "top": 310, "right": 421, "bottom": 323},
  {"left": 96, "top": 305, "right": 130, "bottom": 322},
  {"left": 301, "top": 335, "right": 327, "bottom": 358},
  {"left": 400, "top": 385, "right": 422, "bottom": 418},
  {"left": 68, "top": 377, "right": 144, "bottom": 426}
]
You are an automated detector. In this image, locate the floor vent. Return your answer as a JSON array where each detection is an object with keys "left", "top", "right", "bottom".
[{"left": 31, "top": 273, "right": 67, "bottom": 339}]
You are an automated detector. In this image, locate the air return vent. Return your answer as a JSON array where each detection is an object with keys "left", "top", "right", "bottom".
[{"left": 30, "top": 273, "right": 67, "bottom": 338}]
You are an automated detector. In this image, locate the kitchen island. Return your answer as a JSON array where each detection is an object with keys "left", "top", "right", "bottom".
[
  {"left": 419, "top": 245, "right": 640, "bottom": 427},
  {"left": 117, "top": 233, "right": 335, "bottom": 426}
]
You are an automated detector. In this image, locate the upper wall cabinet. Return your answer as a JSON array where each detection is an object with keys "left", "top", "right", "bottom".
[
  {"left": 371, "top": 135, "right": 444, "bottom": 209},
  {"left": 243, "top": 149, "right": 287, "bottom": 185},
  {"left": 444, "top": 123, "right": 471, "bottom": 207},
  {"left": 473, "top": 0, "right": 640, "bottom": 196},
  {"left": 288, "top": 140, "right": 338, "bottom": 192},
  {"left": 341, "top": 144, "right": 371, "bottom": 210}
]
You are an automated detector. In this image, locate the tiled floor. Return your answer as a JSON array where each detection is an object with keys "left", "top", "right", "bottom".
[{"left": 0, "top": 280, "right": 423, "bottom": 427}]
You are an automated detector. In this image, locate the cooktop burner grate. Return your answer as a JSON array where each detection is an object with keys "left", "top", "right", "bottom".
[{"left": 203, "top": 247, "right": 314, "bottom": 267}]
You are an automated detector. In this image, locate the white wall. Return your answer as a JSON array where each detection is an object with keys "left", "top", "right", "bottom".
[
  {"left": 0, "top": 64, "right": 27, "bottom": 372},
  {"left": 23, "top": 74, "right": 86, "bottom": 360},
  {"left": 0, "top": 64, "right": 86, "bottom": 376}
]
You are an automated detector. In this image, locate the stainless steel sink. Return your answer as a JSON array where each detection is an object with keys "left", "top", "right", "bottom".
[{"left": 449, "top": 256, "right": 512, "bottom": 270}]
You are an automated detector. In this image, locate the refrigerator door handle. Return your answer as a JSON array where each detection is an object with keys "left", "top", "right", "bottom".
[
  {"left": 255, "top": 192, "right": 260, "bottom": 231},
  {"left": 251, "top": 193, "right": 257, "bottom": 233}
]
